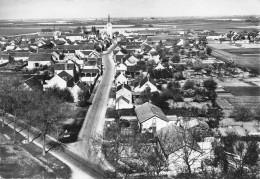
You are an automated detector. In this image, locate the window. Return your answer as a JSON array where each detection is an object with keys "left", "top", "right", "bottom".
[
  {"left": 80, "top": 73, "right": 85, "bottom": 77},
  {"left": 86, "top": 73, "right": 91, "bottom": 77},
  {"left": 35, "top": 63, "right": 39, "bottom": 67}
]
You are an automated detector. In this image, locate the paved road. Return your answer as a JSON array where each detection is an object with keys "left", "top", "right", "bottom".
[
  {"left": 66, "top": 41, "right": 117, "bottom": 177},
  {"left": 78, "top": 42, "right": 116, "bottom": 140}
]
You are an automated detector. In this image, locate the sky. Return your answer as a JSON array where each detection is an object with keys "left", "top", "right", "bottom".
[{"left": 0, "top": 0, "right": 259, "bottom": 19}]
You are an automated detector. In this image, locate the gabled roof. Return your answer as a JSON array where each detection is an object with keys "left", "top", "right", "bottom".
[
  {"left": 54, "top": 63, "right": 74, "bottom": 70},
  {"left": 85, "top": 60, "right": 97, "bottom": 66},
  {"left": 135, "top": 102, "right": 168, "bottom": 123},
  {"left": 24, "top": 76, "right": 43, "bottom": 91},
  {"left": 54, "top": 45, "right": 88, "bottom": 50},
  {"left": 81, "top": 50, "right": 93, "bottom": 55},
  {"left": 127, "top": 65, "right": 146, "bottom": 72},
  {"left": 28, "top": 53, "right": 52, "bottom": 61},
  {"left": 127, "top": 55, "right": 139, "bottom": 64},
  {"left": 115, "top": 95, "right": 130, "bottom": 104},
  {"left": 150, "top": 51, "right": 159, "bottom": 56},
  {"left": 115, "top": 51, "right": 124, "bottom": 56},
  {"left": 57, "top": 71, "right": 73, "bottom": 81},
  {"left": 126, "top": 45, "right": 141, "bottom": 50},
  {"left": 10, "top": 51, "right": 30, "bottom": 57},
  {"left": 75, "top": 81, "right": 90, "bottom": 90},
  {"left": 116, "top": 84, "right": 131, "bottom": 92},
  {"left": 139, "top": 76, "right": 156, "bottom": 88},
  {"left": 81, "top": 68, "right": 100, "bottom": 73},
  {"left": 154, "top": 63, "right": 165, "bottom": 70},
  {"left": 157, "top": 124, "right": 201, "bottom": 155}
]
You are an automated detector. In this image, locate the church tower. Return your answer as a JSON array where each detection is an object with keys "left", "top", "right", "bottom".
[{"left": 106, "top": 14, "right": 112, "bottom": 38}]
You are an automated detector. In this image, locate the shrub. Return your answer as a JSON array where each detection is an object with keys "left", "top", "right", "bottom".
[
  {"left": 183, "top": 80, "right": 195, "bottom": 90},
  {"left": 45, "top": 86, "right": 74, "bottom": 103},
  {"left": 77, "top": 88, "right": 91, "bottom": 107}
]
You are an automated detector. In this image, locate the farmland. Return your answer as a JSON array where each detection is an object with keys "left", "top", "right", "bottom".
[
  {"left": 0, "top": 16, "right": 259, "bottom": 36},
  {"left": 224, "top": 86, "right": 260, "bottom": 96},
  {"left": 211, "top": 48, "right": 260, "bottom": 74}
]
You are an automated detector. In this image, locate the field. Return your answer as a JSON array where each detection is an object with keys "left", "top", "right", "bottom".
[
  {"left": 0, "top": 17, "right": 259, "bottom": 36},
  {"left": 211, "top": 48, "right": 260, "bottom": 74},
  {"left": 224, "top": 86, "right": 260, "bottom": 96}
]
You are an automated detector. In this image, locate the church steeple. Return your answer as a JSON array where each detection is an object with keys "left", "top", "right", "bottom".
[{"left": 108, "top": 14, "right": 110, "bottom": 22}]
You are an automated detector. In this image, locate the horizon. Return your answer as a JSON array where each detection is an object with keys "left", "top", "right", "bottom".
[
  {"left": 1, "top": 14, "right": 259, "bottom": 21},
  {"left": 0, "top": 0, "right": 259, "bottom": 20}
]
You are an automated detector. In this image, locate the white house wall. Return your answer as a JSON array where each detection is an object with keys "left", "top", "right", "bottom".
[
  {"left": 116, "top": 99, "right": 133, "bottom": 110},
  {"left": 43, "top": 76, "right": 67, "bottom": 90},
  {"left": 27, "top": 61, "right": 51, "bottom": 70},
  {"left": 14, "top": 57, "right": 28, "bottom": 61},
  {"left": 141, "top": 117, "right": 168, "bottom": 132}
]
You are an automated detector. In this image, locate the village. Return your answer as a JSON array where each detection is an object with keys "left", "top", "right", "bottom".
[{"left": 0, "top": 14, "right": 260, "bottom": 179}]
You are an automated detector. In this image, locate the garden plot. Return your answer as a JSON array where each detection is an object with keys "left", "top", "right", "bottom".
[{"left": 215, "top": 78, "right": 252, "bottom": 87}]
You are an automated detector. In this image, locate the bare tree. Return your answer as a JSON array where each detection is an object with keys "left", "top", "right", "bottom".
[
  {"left": 157, "top": 123, "right": 205, "bottom": 175},
  {"left": 27, "top": 93, "right": 64, "bottom": 156}
]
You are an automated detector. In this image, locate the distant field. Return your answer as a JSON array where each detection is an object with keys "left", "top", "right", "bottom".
[
  {"left": 211, "top": 49, "right": 260, "bottom": 74},
  {"left": 0, "top": 19, "right": 259, "bottom": 36},
  {"left": 224, "top": 86, "right": 260, "bottom": 96}
]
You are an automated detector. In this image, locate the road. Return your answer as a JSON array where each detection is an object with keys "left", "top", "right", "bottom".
[
  {"left": 67, "top": 41, "right": 117, "bottom": 177},
  {"left": 78, "top": 45, "right": 115, "bottom": 140}
]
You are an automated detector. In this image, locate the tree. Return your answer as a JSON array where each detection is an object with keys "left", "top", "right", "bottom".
[
  {"left": 203, "top": 79, "right": 217, "bottom": 106},
  {"left": 171, "top": 54, "right": 180, "bottom": 63},
  {"left": 157, "top": 123, "right": 204, "bottom": 175},
  {"left": 138, "top": 87, "right": 151, "bottom": 104},
  {"left": 206, "top": 109, "right": 224, "bottom": 128},
  {"left": 77, "top": 87, "right": 91, "bottom": 107},
  {"left": 183, "top": 80, "right": 195, "bottom": 90},
  {"left": 214, "top": 133, "right": 260, "bottom": 177},
  {"left": 231, "top": 105, "right": 255, "bottom": 122},
  {"left": 150, "top": 91, "right": 169, "bottom": 109},
  {"left": 28, "top": 93, "right": 64, "bottom": 156},
  {"left": 206, "top": 47, "right": 212, "bottom": 55},
  {"left": 45, "top": 86, "right": 74, "bottom": 103}
]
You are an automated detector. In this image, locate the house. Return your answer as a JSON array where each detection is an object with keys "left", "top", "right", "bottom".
[
  {"left": 54, "top": 61, "right": 75, "bottom": 76},
  {"left": 80, "top": 66, "right": 100, "bottom": 84},
  {"left": 115, "top": 96, "right": 133, "bottom": 110},
  {"left": 44, "top": 71, "right": 74, "bottom": 90},
  {"left": 157, "top": 124, "right": 203, "bottom": 174},
  {"left": 154, "top": 63, "right": 165, "bottom": 70},
  {"left": 135, "top": 102, "right": 169, "bottom": 132},
  {"left": 75, "top": 50, "right": 100, "bottom": 59},
  {"left": 27, "top": 53, "right": 53, "bottom": 70},
  {"left": 116, "top": 63, "right": 127, "bottom": 74},
  {"left": 134, "top": 76, "right": 158, "bottom": 92},
  {"left": 116, "top": 84, "right": 132, "bottom": 102},
  {"left": 115, "top": 51, "right": 125, "bottom": 63},
  {"left": 149, "top": 51, "right": 160, "bottom": 62},
  {"left": 70, "top": 82, "right": 90, "bottom": 102},
  {"left": 124, "top": 55, "right": 139, "bottom": 67},
  {"left": 115, "top": 73, "right": 128, "bottom": 86},
  {"left": 0, "top": 53, "right": 9, "bottom": 65},
  {"left": 23, "top": 76, "right": 43, "bottom": 91}
]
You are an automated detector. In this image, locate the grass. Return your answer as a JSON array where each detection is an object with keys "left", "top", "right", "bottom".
[{"left": 0, "top": 123, "right": 72, "bottom": 179}]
